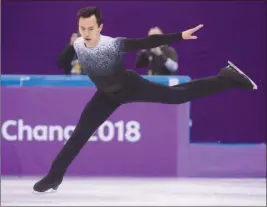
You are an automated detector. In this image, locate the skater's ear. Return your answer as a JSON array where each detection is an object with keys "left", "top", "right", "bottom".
[{"left": 98, "top": 23, "right": 103, "bottom": 32}]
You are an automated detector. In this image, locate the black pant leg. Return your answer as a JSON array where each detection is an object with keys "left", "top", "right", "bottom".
[
  {"left": 124, "top": 72, "right": 232, "bottom": 104},
  {"left": 48, "top": 90, "right": 121, "bottom": 178}
]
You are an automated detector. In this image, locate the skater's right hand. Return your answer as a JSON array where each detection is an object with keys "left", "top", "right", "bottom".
[{"left": 182, "top": 24, "right": 204, "bottom": 40}]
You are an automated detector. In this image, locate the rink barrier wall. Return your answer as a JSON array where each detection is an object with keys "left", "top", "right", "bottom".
[{"left": 1, "top": 75, "right": 265, "bottom": 177}]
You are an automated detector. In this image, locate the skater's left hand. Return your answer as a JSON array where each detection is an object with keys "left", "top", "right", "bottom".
[{"left": 182, "top": 24, "right": 204, "bottom": 40}]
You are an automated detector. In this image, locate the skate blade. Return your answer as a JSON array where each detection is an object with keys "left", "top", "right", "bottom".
[
  {"left": 227, "top": 60, "right": 258, "bottom": 90},
  {"left": 32, "top": 188, "right": 57, "bottom": 195}
]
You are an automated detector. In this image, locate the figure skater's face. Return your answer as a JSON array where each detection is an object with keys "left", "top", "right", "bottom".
[{"left": 78, "top": 15, "right": 103, "bottom": 47}]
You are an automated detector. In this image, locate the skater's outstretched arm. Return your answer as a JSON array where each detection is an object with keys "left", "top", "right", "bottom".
[
  {"left": 123, "top": 24, "right": 204, "bottom": 52},
  {"left": 123, "top": 33, "right": 182, "bottom": 52}
]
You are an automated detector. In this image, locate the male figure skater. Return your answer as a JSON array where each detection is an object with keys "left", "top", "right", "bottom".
[{"left": 33, "top": 7, "right": 257, "bottom": 192}]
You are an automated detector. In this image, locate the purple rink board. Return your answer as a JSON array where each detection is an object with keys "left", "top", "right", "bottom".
[
  {"left": 1, "top": 87, "right": 266, "bottom": 177},
  {"left": 1, "top": 87, "right": 185, "bottom": 177}
]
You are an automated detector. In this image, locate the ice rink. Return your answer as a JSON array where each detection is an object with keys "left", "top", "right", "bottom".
[{"left": 1, "top": 177, "right": 266, "bottom": 206}]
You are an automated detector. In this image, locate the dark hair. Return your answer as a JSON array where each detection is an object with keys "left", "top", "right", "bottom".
[{"left": 77, "top": 7, "right": 102, "bottom": 26}]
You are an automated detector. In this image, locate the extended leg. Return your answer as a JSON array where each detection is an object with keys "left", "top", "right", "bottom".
[
  {"left": 125, "top": 61, "right": 257, "bottom": 104},
  {"left": 33, "top": 91, "right": 120, "bottom": 192}
]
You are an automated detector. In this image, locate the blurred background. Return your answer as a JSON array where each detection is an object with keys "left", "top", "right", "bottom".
[{"left": 1, "top": 1, "right": 266, "bottom": 206}]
